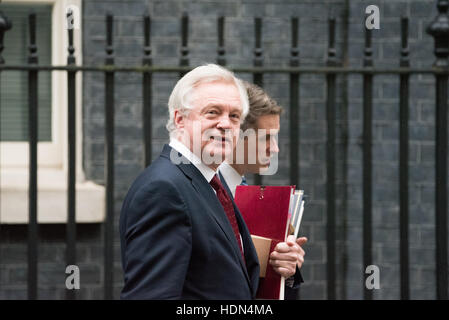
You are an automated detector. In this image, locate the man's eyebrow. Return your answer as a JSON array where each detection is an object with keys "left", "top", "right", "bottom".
[
  {"left": 229, "top": 107, "right": 242, "bottom": 114},
  {"left": 200, "top": 104, "right": 242, "bottom": 113},
  {"left": 203, "top": 103, "right": 218, "bottom": 108},
  {"left": 200, "top": 104, "right": 220, "bottom": 112}
]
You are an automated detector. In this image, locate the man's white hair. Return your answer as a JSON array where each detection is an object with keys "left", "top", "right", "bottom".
[{"left": 166, "top": 63, "right": 249, "bottom": 136}]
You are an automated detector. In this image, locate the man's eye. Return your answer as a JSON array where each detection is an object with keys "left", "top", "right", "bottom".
[
  {"left": 207, "top": 110, "right": 218, "bottom": 115},
  {"left": 231, "top": 114, "right": 240, "bottom": 119}
]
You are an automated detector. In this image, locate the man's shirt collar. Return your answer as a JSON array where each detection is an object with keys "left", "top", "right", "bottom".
[{"left": 169, "top": 138, "right": 216, "bottom": 183}]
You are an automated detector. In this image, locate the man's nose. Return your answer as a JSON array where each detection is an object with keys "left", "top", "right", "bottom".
[
  {"left": 269, "top": 137, "right": 279, "bottom": 154},
  {"left": 216, "top": 115, "right": 232, "bottom": 129}
]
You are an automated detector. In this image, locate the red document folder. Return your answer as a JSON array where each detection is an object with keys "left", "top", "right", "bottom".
[{"left": 235, "top": 185, "right": 295, "bottom": 300}]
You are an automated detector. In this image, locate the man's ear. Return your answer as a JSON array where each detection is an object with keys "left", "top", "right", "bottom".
[{"left": 174, "top": 109, "right": 185, "bottom": 129}]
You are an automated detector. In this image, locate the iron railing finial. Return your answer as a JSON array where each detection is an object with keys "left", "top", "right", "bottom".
[
  {"left": 427, "top": 0, "right": 449, "bottom": 67},
  {"left": 0, "top": 10, "right": 12, "bottom": 64}
]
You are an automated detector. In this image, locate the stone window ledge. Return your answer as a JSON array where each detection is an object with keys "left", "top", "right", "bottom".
[{"left": 1, "top": 168, "right": 105, "bottom": 224}]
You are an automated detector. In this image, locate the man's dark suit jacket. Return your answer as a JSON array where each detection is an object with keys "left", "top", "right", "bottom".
[{"left": 119, "top": 144, "right": 260, "bottom": 299}]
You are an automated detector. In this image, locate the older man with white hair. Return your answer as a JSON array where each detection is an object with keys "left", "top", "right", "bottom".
[{"left": 119, "top": 64, "right": 297, "bottom": 299}]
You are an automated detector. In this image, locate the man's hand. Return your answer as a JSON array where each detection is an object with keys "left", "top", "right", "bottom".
[{"left": 268, "top": 236, "right": 307, "bottom": 278}]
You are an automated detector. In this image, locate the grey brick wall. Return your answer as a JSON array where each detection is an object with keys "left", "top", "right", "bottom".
[{"left": 0, "top": 0, "right": 446, "bottom": 300}]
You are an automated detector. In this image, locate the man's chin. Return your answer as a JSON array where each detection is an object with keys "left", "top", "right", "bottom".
[
  {"left": 258, "top": 166, "right": 269, "bottom": 173},
  {"left": 255, "top": 162, "right": 272, "bottom": 173},
  {"left": 201, "top": 145, "right": 231, "bottom": 166}
]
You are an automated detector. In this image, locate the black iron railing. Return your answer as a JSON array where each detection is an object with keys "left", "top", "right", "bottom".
[{"left": 0, "top": 0, "right": 448, "bottom": 300}]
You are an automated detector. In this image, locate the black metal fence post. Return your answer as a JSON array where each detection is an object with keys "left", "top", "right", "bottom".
[
  {"left": 0, "top": 11, "right": 12, "bottom": 259},
  {"left": 326, "top": 17, "right": 337, "bottom": 300},
  {"left": 179, "top": 12, "right": 189, "bottom": 78},
  {"left": 362, "top": 24, "right": 373, "bottom": 301},
  {"left": 427, "top": 0, "right": 449, "bottom": 300},
  {"left": 142, "top": 15, "right": 152, "bottom": 167},
  {"left": 217, "top": 16, "right": 226, "bottom": 66},
  {"left": 66, "top": 9, "right": 77, "bottom": 300},
  {"left": 289, "top": 17, "right": 300, "bottom": 188},
  {"left": 27, "top": 12, "right": 39, "bottom": 301},
  {"left": 399, "top": 16, "right": 410, "bottom": 300},
  {"left": 104, "top": 13, "right": 115, "bottom": 300},
  {"left": 253, "top": 17, "right": 263, "bottom": 186}
]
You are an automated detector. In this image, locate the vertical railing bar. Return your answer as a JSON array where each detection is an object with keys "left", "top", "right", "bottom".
[
  {"left": 399, "top": 16, "right": 410, "bottom": 300},
  {"left": 289, "top": 17, "right": 300, "bottom": 188},
  {"left": 66, "top": 9, "right": 77, "bottom": 300},
  {"left": 217, "top": 16, "right": 226, "bottom": 66},
  {"left": 179, "top": 12, "right": 189, "bottom": 79},
  {"left": 289, "top": 17, "right": 301, "bottom": 299},
  {"left": 339, "top": 0, "right": 350, "bottom": 300},
  {"left": 143, "top": 15, "right": 152, "bottom": 167},
  {"left": 326, "top": 16, "right": 337, "bottom": 300},
  {"left": 427, "top": 0, "right": 449, "bottom": 300},
  {"left": 362, "top": 24, "right": 373, "bottom": 301},
  {"left": 0, "top": 11, "right": 12, "bottom": 261},
  {"left": 253, "top": 17, "right": 263, "bottom": 186},
  {"left": 434, "top": 70, "right": 449, "bottom": 301},
  {"left": 104, "top": 13, "right": 115, "bottom": 300},
  {"left": 27, "top": 11, "right": 38, "bottom": 300}
]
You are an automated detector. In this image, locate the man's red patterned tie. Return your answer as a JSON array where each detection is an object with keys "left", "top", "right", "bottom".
[{"left": 210, "top": 174, "right": 245, "bottom": 262}]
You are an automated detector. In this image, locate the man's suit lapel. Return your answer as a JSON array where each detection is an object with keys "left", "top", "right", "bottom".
[{"left": 161, "top": 145, "right": 254, "bottom": 289}]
